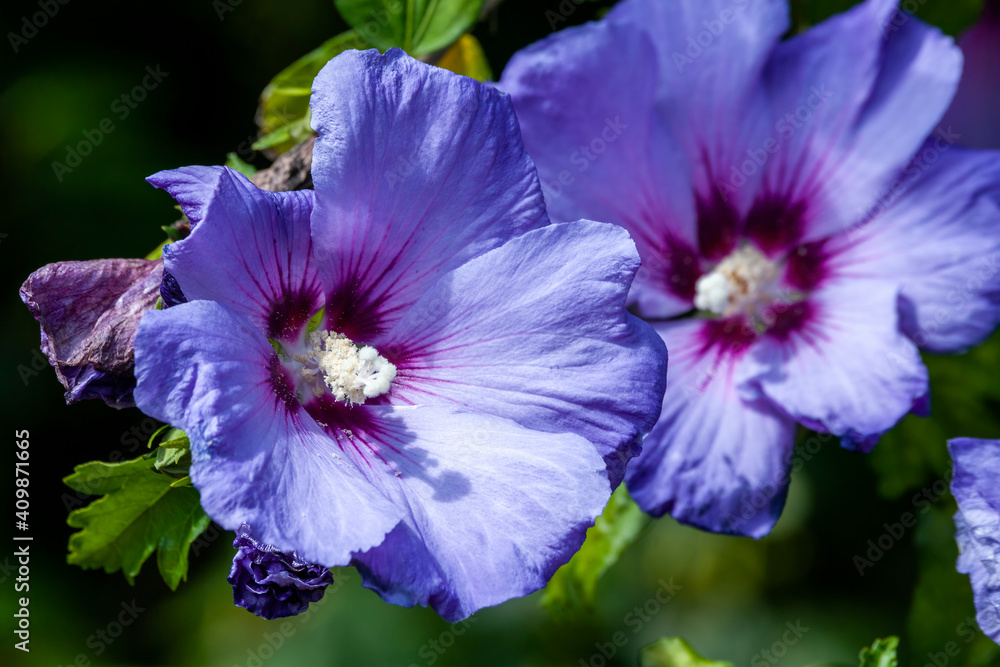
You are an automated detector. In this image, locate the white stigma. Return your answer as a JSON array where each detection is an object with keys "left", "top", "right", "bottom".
[
  {"left": 694, "top": 245, "right": 779, "bottom": 317},
  {"left": 294, "top": 331, "right": 397, "bottom": 405}
]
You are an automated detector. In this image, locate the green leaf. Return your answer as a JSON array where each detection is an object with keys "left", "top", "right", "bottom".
[
  {"left": 639, "top": 637, "right": 735, "bottom": 667},
  {"left": 306, "top": 306, "right": 326, "bottom": 335},
  {"left": 791, "top": 0, "right": 983, "bottom": 35},
  {"left": 256, "top": 29, "right": 369, "bottom": 155},
  {"left": 542, "top": 485, "right": 649, "bottom": 616},
  {"left": 64, "top": 457, "right": 210, "bottom": 590},
  {"left": 145, "top": 239, "right": 168, "bottom": 261},
  {"left": 858, "top": 637, "right": 899, "bottom": 667},
  {"left": 225, "top": 152, "right": 258, "bottom": 177},
  {"left": 252, "top": 113, "right": 315, "bottom": 153},
  {"left": 161, "top": 224, "right": 184, "bottom": 242},
  {"left": 436, "top": 33, "right": 492, "bottom": 81},
  {"left": 154, "top": 444, "right": 191, "bottom": 477},
  {"left": 150, "top": 426, "right": 190, "bottom": 451},
  {"left": 334, "top": 0, "right": 485, "bottom": 55},
  {"left": 64, "top": 456, "right": 157, "bottom": 496}
]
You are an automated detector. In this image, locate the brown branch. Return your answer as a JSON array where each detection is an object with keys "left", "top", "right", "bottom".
[{"left": 249, "top": 136, "right": 315, "bottom": 192}]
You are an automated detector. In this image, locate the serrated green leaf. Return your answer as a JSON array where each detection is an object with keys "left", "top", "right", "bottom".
[
  {"left": 64, "top": 456, "right": 157, "bottom": 496},
  {"left": 542, "top": 485, "right": 649, "bottom": 616},
  {"left": 256, "top": 30, "right": 369, "bottom": 155},
  {"left": 334, "top": 0, "right": 484, "bottom": 55},
  {"left": 65, "top": 458, "right": 210, "bottom": 590},
  {"left": 858, "top": 637, "right": 899, "bottom": 667},
  {"left": 436, "top": 33, "right": 492, "bottom": 81},
  {"left": 151, "top": 427, "right": 190, "bottom": 451},
  {"left": 639, "top": 637, "right": 735, "bottom": 667}
]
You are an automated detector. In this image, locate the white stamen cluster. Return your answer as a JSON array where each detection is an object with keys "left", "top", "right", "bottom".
[
  {"left": 694, "top": 245, "right": 779, "bottom": 317},
  {"left": 294, "top": 331, "right": 397, "bottom": 405}
]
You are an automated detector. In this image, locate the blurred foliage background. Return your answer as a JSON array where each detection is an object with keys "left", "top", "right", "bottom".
[{"left": 1, "top": 0, "right": 999, "bottom": 665}]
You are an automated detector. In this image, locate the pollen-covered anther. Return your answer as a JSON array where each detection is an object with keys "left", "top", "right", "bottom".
[
  {"left": 694, "top": 245, "right": 779, "bottom": 317},
  {"left": 294, "top": 331, "right": 397, "bottom": 405}
]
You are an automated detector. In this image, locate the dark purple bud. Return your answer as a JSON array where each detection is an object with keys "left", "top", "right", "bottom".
[
  {"left": 159, "top": 269, "right": 188, "bottom": 308},
  {"left": 228, "top": 524, "right": 335, "bottom": 620},
  {"left": 20, "top": 258, "right": 162, "bottom": 409}
]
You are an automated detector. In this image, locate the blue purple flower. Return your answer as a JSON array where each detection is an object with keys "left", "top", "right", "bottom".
[
  {"left": 950, "top": 438, "right": 1000, "bottom": 643},
  {"left": 229, "top": 524, "right": 335, "bottom": 620},
  {"left": 133, "top": 49, "right": 666, "bottom": 620},
  {"left": 500, "top": 0, "right": 1000, "bottom": 537}
]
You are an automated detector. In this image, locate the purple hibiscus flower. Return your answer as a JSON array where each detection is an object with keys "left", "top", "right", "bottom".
[
  {"left": 500, "top": 0, "right": 1000, "bottom": 537},
  {"left": 229, "top": 524, "right": 335, "bottom": 620},
  {"left": 950, "top": 438, "right": 1000, "bottom": 643},
  {"left": 133, "top": 49, "right": 666, "bottom": 620}
]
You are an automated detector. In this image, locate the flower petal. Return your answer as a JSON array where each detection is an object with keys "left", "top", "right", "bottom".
[
  {"left": 500, "top": 19, "right": 697, "bottom": 318},
  {"left": 949, "top": 437, "right": 1000, "bottom": 643},
  {"left": 147, "top": 166, "right": 322, "bottom": 342},
  {"left": 741, "top": 280, "right": 929, "bottom": 444},
  {"left": 384, "top": 221, "right": 667, "bottom": 487},
  {"left": 309, "top": 49, "right": 548, "bottom": 339},
  {"left": 133, "top": 300, "right": 402, "bottom": 566},
  {"left": 761, "top": 0, "right": 962, "bottom": 242},
  {"left": 624, "top": 319, "right": 796, "bottom": 538},
  {"left": 20, "top": 258, "right": 162, "bottom": 408},
  {"left": 351, "top": 405, "right": 609, "bottom": 621},
  {"left": 831, "top": 147, "right": 1000, "bottom": 353},
  {"left": 942, "top": 2, "right": 1000, "bottom": 149},
  {"left": 608, "top": 0, "right": 789, "bottom": 199}
]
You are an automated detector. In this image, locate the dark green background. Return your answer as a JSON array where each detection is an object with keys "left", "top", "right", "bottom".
[{"left": 1, "top": 0, "right": 998, "bottom": 664}]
